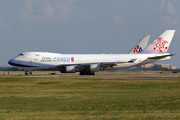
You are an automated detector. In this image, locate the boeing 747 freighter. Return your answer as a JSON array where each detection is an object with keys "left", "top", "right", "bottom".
[{"left": 8, "top": 30, "right": 175, "bottom": 75}]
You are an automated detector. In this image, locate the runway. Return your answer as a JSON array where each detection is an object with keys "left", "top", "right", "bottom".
[{"left": 25, "top": 73, "right": 180, "bottom": 80}]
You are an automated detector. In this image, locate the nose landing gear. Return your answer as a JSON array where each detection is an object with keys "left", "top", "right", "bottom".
[{"left": 25, "top": 71, "right": 32, "bottom": 75}]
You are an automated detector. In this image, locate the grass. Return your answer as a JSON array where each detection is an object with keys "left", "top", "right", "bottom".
[{"left": 0, "top": 73, "right": 180, "bottom": 119}]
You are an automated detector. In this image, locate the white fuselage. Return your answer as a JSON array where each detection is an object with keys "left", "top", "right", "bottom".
[
  {"left": 8, "top": 30, "right": 175, "bottom": 75},
  {"left": 8, "top": 52, "right": 171, "bottom": 71}
]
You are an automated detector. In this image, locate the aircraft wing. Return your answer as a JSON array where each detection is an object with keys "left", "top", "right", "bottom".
[{"left": 57, "top": 59, "right": 137, "bottom": 68}]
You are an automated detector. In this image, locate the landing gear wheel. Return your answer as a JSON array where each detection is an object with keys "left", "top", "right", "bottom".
[
  {"left": 79, "top": 72, "right": 84, "bottom": 75},
  {"left": 25, "top": 70, "right": 29, "bottom": 75},
  {"left": 29, "top": 72, "right": 32, "bottom": 75},
  {"left": 91, "top": 72, "right": 95, "bottom": 75},
  {"left": 88, "top": 72, "right": 95, "bottom": 75},
  {"left": 79, "top": 71, "right": 95, "bottom": 75},
  {"left": 85, "top": 72, "right": 95, "bottom": 75},
  {"left": 86, "top": 72, "right": 91, "bottom": 75}
]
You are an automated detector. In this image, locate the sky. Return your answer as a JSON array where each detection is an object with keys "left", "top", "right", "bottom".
[{"left": 0, "top": 0, "right": 180, "bottom": 68}]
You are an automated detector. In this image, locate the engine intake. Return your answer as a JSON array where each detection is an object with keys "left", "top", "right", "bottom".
[
  {"left": 90, "top": 64, "right": 100, "bottom": 72},
  {"left": 66, "top": 66, "right": 76, "bottom": 73}
]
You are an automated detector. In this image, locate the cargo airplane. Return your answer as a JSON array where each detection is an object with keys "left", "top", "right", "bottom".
[{"left": 8, "top": 30, "right": 175, "bottom": 75}]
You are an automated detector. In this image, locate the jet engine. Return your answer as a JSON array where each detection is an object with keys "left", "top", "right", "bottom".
[
  {"left": 65, "top": 66, "right": 76, "bottom": 73},
  {"left": 90, "top": 64, "right": 100, "bottom": 72}
]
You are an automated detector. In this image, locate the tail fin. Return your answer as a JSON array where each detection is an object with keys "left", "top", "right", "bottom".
[
  {"left": 140, "top": 30, "right": 175, "bottom": 54},
  {"left": 128, "top": 35, "right": 150, "bottom": 54}
]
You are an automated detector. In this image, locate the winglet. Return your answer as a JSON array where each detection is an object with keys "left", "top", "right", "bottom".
[{"left": 140, "top": 30, "right": 175, "bottom": 54}]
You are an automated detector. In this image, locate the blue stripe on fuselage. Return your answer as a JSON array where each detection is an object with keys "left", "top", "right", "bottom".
[{"left": 8, "top": 59, "right": 57, "bottom": 69}]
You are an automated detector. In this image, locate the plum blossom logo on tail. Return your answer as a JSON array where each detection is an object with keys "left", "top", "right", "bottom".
[{"left": 151, "top": 37, "right": 169, "bottom": 52}]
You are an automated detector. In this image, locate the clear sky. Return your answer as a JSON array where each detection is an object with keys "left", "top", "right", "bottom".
[{"left": 1, "top": 0, "right": 180, "bottom": 68}]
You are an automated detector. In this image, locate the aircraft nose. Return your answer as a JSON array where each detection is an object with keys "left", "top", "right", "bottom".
[{"left": 8, "top": 59, "right": 15, "bottom": 65}]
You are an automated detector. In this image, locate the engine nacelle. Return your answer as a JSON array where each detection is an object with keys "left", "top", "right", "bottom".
[
  {"left": 90, "top": 64, "right": 100, "bottom": 72},
  {"left": 66, "top": 66, "right": 76, "bottom": 73}
]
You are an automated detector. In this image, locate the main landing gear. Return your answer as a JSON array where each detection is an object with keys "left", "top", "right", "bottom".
[
  {"left": 25, "top": 71, "right": 32, "bottom": 75},
  {"left": 79, "top": 71, "right": 95, "bottom": 75}
]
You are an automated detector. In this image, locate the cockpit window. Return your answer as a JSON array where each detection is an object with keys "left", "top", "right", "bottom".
[{"left": 18, "top": 53, "right": 24, "bottom": 56}]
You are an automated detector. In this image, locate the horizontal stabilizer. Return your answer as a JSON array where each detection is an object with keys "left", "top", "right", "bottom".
[{"left": 148, "top": 54, "right": 175, "bottom": 59}]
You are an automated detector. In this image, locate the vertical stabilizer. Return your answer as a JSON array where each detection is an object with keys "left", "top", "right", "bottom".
[
  {"left": 128, "top": 35, "right": 150, "bottom": 54},
  {"left": 140, "top": 30, "right": 175, "bottom": 54}
]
